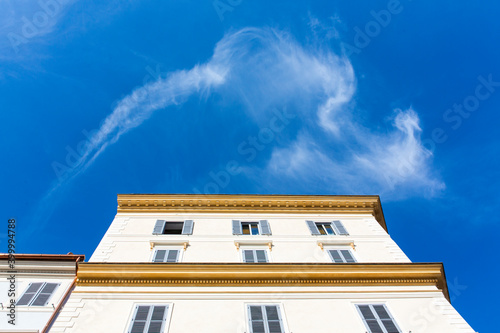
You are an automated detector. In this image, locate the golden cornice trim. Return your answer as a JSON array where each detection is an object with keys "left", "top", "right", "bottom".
[
  {"left": 76, "top": 263, "right": 448, "bottom": 300},
  {"left": 116, "top": 194, "right": 388, "bottom": 232}
]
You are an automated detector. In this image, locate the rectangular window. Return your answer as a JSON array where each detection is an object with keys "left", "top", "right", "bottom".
[
  {"left": 243, "top": 249, "right": 268, "bottom": 263},
  {"left": 233, "top": 220, "right": 271, "bottom": 235},
  {"left": 128, "top": 304, "right": 169, "bottom": 333},
  {"left": 17, "top": 282, "right": 59, "bottom": 306},
  {"left": 152, "top": 249, "right": 180, "bottom": 263},
  {"left": 328, "top": 249, "right": 356, "bottom": 263},
  {"left": 306, "top": 220, "right": 349, "bottom": 236},
  {"left": 248, "top": 305, "right": 285, "bottom": 333},
  {"left": 356, "top": 304, "right": 401, "bottom": 333},
  {"left": 153, "top": 220, "right": 194, "bottom": 235}
]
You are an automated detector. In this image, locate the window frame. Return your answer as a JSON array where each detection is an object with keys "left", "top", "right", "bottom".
[
  {"left": 150, "top": 246, "right": 184, "bottom": 263},
  {"left": 241, "top": 221, "right": 261, "bottom": 235},
  {"left": 326, "top": 248, "right": 357, "bottom": 263},
  {"left": 153, "top": 220, "right": 194, "bottom": 235},
  {"left": 245, "top": 303, "right": 288, "bottom": 333},
  {"left": 315, "top": 222, "right": 336, "bottom": 235},
  {"left": 240, "top": 247, "right": 271, "bottom": 263},
  {"left": 355, "top": 303, "right": 402, "bottom": 333},
  {"left": 16, "top": 282, "right": 60, "bottom": 307},
  {"left": 126, "top": 303, "right": 173, "bottom": 333},
  {"left": 306, "top": 220, "right": 349, "bottom": 236}
]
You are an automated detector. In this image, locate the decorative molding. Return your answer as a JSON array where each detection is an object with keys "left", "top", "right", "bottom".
[
  {"left": 116, "top": 194, "right": 388, "bottom": 232},
  {"left": 234, "top": 240, "right": 273, "bottom": 251},
  {"left": 317, "top": 240, "right": 356, "bottom": 251},
  {"left": 150, "top": 240, "right": 189, "bottom": 250},
  {"left": 76, "top": 263, "right": 449, "bottom": 301}
]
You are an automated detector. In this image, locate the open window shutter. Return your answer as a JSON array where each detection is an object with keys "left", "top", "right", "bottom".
[
  {"left": 17, "top": 282, "right": 43, "bottom": 305},
  {"left": 373, "top": 305, "right": 401, "bottom": 333},
  {"left": 256, "top": 250, "right": 267, "bottom": 263},
  {"left": 152, "top": 220, "right": 166, "bottom": 235},
  {"left": 248, "top": 305, "right": 265, "bottom": 333},
  {"left": 332, "top": 220, "right": 349, "bottom": 235},
  {"left": 306, "top": 220, "right": 320, "bottom": 235},
  {"left": 340, "top": 250, "right": 356, "bottom": 263},
  {"left": 31, "top": 283, "right": 58, "bottom": 306},
  {"left": 153, "top": 250, "right": 167, "bottom": 262},
  {"left": 259, "top": 220, "right": 271, "bottom": 235},
  {"left": 243, "top": 250, "right": 255, "bottom": 263},
  {"left": 148, "top": 305, "right": 167, "bottom": 333},
  {"left": 232, "top": 220, "right": 242, "bottom": 235},
  {"left": 130, "top": 305, "right": 150, "bottom": 333},
  {"left": 182, "top": 220, "right": 194, "bottom": 235},
  {"left": 265, "top": 305, "right": 284, "bottom": 333},
  {"left": 357, "top": 305, "right": 384, "bottom": 333},
  {"left": 166, "top": 250, "right": 179, "bottom": 263}
]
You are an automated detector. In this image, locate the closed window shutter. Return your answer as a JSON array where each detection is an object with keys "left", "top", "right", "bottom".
[
  {"left": 31, "top": 283, "right": 58, "bottom": 306},
  {"left": 329, "top": 250, "right": 344, "bottom": 263},
  {"left": 340, "top": 250, "right": 356, "bottom": 263},
  {"left": 306, "top": 220, "right": 320, "bottom": 235},
  {"left": 166, "top": 250, "right": 179, "bottom": 263},
  {"left": 17, "top": 282, "right": 43, "bottom": 305},
  {"left": 356, "top": 305, "right": 401, "bottom": 333},
  {"left": 152, "top": 220, "right": 166, "bottom": 235},
  {"left": 357, "top": 305, "right": 384, "bottom": 333},
  {"left": 373, "top": 305, "right": 401, "bottom": 333},
  {"left": 232, "top": 220, "right": 242, "bottom": 235},
  {"left": 130, "top": 305, "right": 150, "bottom": 333},
  {"left": 259, "top": 220, "right": 271, "bottom": 235},
  {"left": 243, "top": 250, "right": 255, "bottom": 263},
  {"left": 248, "top": 305, "right": 284, "bottom": 333},
  {"left": 182, "top": 220, "right": 194, "bottom": 235},
  {"left": 249, "top": 306, "right": 265, "bottom": 333},
  {"left": 265, "top": 305, "right": 284, "bottom": 333},
  {"left": 153, "top": 250, "right": 167, "bottom": 262},
  {"left": 148, "top": 305, "right": 167, "bottom": 333},
  {"left": 332, "top": 220, "right": 349, "bottom": 235},
  {"left": 256, "top": 250, "right": 267, "bottom": 263}
]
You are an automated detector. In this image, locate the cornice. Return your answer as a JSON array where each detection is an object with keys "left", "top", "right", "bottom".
[
  {"left": 76, "top": 262, "right": 448, "bottom": 301},
  {"left": 117, "top": 194, "right": 388, "bottom": 232}
]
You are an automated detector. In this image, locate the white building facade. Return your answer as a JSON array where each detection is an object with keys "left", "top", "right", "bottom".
[{"left": 51, "top": 194, "right": 475, "bottom": 333}]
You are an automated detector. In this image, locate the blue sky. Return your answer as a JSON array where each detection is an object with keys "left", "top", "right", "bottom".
[{"left": 1, "top": 0, "right": 498, "bottom": 331}]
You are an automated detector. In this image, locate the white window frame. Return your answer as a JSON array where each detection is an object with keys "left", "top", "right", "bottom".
[
  {"left": 16, "top": 282, "right": 60, "bottom": 307},
  {"left": 354, "top": 303, "right": 402, "bottom": 333},
  {"left": 315, "top": 222, "right": 337, "bottom": 235},
  {"left": 150, "top": 246, "right": 184, "bottom": 263},
  {"left": 240, "top": 247, "right": 271, "bottom": 263},
  {"left": 245, "top": 303, "right": 289, "bottom": 333},
  {"left": 326, "top": 247, "right": 358, "bottom": 263},
  {"left": 126, "top": 303, "right": 173, "bottom": 333}
]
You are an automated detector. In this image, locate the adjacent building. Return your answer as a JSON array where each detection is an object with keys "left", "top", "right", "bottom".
[
  {"left": 0, "top": 253, "right": 83, "bottom": 333},
  {"left": 47, "top": 193, "right": 475, "bottom": 332}
]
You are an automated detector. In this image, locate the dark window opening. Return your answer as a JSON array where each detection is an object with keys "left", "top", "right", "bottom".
[{"left": 162, "top": 222, "right": 184, "bottom": 234}]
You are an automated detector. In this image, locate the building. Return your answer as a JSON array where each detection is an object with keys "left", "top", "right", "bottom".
[
  {"left": 51, "top": 194, "right": 475, "bottom": 332},
  {"left": 0, "top": 253, "right": 83, "bottom": 333}
]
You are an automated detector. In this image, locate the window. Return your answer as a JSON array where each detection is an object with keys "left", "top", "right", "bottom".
[
  {"left": 152, "top": 249, "right": 180, "bottom": 263},
  {"left": 242, "top": 249, "right": 268, "bottom": 263},
  {"left": 356, "top": 304, "right": 401, "bottom": 333},
  {"left": 328, "top": 249, "right": 356, "bottom": 263},
  {"left": 306, "top": 220, "right": 348, "bottom": 236},
  {"left": 153, "top": 220, "right": 193, "bottom": 235},
  {"left": 128, "top": 304, "right": 169, "bottom": 333},
  {"left": 17, "top": 282, "right": 59, "bottom": 306},
  {"left": 232, "top": 220, "right": 271, "bottom": 235},
  {"left": 247, "top": 305, "right": 285, "bottom": 333}
]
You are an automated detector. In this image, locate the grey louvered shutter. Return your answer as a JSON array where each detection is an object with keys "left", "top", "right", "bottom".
[
  {"left": 373, "top": 305, "right": 401, "bottom": 333},
  {"left": 243, "top": 250, "right": 255, "bottom": 263},
  {"left": 340, "top": 250, "right": 356, "bottom": 263},
  {"left": 148, "top": 305, "right": 167, "bottom": 333},
  {"left": 31, "top": 283, "right": 59, "bottom": 306},
  {"left": 153, "top": 220, "right": 166, "bottom": 235},
  {"left": 259, "top": 220, "right": 271, "bottom": 235},
  {"left": 333, "top": 220, "right": 349, "bottom": 235},
  {"left": 357, "top": 305, "right": 384, "bottom": 333},
  {"left": 249, "top": 306, "right": 265, "bottom": 333},
  {"left": 255, "top": 250, "right": 268, "bottom": 263},
  {"left": 130, "top": 305, "right": 151, "bottom": 333},
  {"left": 265, "top": 305, "right": 284, "bottom": 333},
  {"left": 232, "top": 220, "right": 242, "bottom": 235},
  {"left": 153, "top": 250, "right": 167, "bottom": 262},
  {"left": 17, "top": 282, "right": 43, "bottom": 305},
  {"left": 306, "top": 220, "right": 320, "bottom": 235},
  {"left": 166, "top": 250, "right": 179, "bottom": 263},
  {"left": 329, "top": 250, "right": 344, "bottom": 263},
  {"left": 182, "top": 220, "right": 194, "bottom": 235}
]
